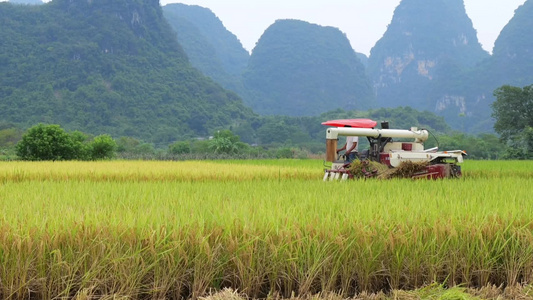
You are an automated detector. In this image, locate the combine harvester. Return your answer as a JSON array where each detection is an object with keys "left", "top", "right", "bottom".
[{"left": 323, "top": 119, "right": 466, "bottom": 180}]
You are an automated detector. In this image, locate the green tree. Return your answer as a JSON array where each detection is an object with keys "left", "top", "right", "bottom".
[
  {"left": 70, "top": 130, "right": 91, "bottom": 160},
  {"left": 16, "top": 124, "right": 76, "bottom": 161},
  {"left": 208, "top": 130, "right": 247, "bottom": 154},
  {"left": 501, "top": 127, "right": 533, "bottom": 160},
  {"left": 492, "top": 85, "right": 533, "bottom": 159},
  {"left": 431, "top": 132, "right": 505, "bottom": 160},
  {"left": 168, "top": 141, "right": 191, "bottom": 155},
  {"left": 90, "top": 134, "right": 117, "bottom": 160}
]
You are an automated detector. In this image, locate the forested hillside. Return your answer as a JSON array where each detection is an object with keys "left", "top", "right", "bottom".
[
  {"left": 367, "top": 0, "right": 489, "bottom": 111},
  {"left": 432, "top": 0, "right": 533, "bottom": 132},
  {"left": 490, "top": 0, "right": 533, "bottom": 86},
  {"left": 162, "top": 4, "right": 249, "bottom": 94},
  {"left": 0, "top": 0, "right": 254, "bottom": 144},
  {"left": 231, "top": 106, "right": 453, "bottom": 150},
  {"left": 158, "top": 0, "right": 531, "bottom": 135},
  {"left": 470, "top": 0, "right": 533, "bottom": 100},
  {"left": 242, "top": 19, "right": 374, "bottom": 116},
  {"left": 2, "top": 0, "right": 531, "bottom": 148}
]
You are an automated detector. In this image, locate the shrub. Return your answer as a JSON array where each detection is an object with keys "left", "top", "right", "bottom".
[
  {"left": 90, "top": 134, "right": 117, "bottom": 160},
  {"left": 168, "top": 141, "right": 191, "bottom": 155},
  {"left": 16, "top": 124, "right": 77, "bottom": 161},
  {"left": 16, "top": 124, "right": 117, "bottom": 161},
  {"left": 209, "top": 130, "right": 242, "bottom": 154},
  {"left": 70, "top": 131, "right": 92, "bottom": 160}
]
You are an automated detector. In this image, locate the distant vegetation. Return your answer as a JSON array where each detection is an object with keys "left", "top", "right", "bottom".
[
  {"left": 367, "top": 0, "right": 489, "bottom": 120},
  {"left": 489, "top": 0, "right": 533, "bottom": 87},
  {"left": 162, "top": 0, "right": 532, "bottom": 136},
  {"left": 15, "top": 124, "right": 116, "bottom": 161},
  {"left": 162, "top": 7, "right": 375, "bottom": 118},
  {"left": 0, "top": 0, "right": 254, "bottom": 144},
  {"left": 2, "top": 104, "right": 516, "bottom": 161},
  {"left": 367, "top": 0, "right": 533, "bottom": 133},
  {"left": 242, "top": 19, "right": 374, "bottom": 116},
  {"left": 162, "top": 4, "right": 249, "bottom": 95},
  {"left": 492, "top": 84, "right": 533, "bottom": 159}
]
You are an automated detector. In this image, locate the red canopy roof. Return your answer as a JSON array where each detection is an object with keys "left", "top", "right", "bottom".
[{"left": 321, "top": 118, "right": 377, "bottom": 128}]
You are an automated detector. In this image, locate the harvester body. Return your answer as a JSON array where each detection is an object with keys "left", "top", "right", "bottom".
[{"left": 323, "top": 119, "right": 465, "bottom": 180}]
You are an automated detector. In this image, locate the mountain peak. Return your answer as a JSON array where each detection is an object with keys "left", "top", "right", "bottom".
[
  {"left": 368, "top": 0, "right": 489, "bottom": 109},
  {"left": 484, "top": 0, "right": 533, "bottom": 86},
  {"left": 243, "top": 19, "right": 373, "bottom": 116},
  {"left": 163, "top": 3, "right": 249, "bottom": 81},
  {"left": 493, "top": 0, "right": 533, "bottom": 59}
]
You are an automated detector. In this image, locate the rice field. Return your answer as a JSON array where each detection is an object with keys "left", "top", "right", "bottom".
[{"left": 0, "top": 160, "right": 532, "bottom": 299}]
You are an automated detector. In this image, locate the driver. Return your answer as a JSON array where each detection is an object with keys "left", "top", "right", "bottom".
[{"left": 336, "top": 136, "right": 359, "bottom": 163}]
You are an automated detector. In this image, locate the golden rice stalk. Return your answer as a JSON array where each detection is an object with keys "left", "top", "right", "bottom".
[
  {"left": 377, "top": 161, "right": 429, "bottom": 179},
  {"left": 200, "top": 288, "right": 247, "bottom": 300},
  {"left": 348, "top": 160, "right": 429, "bottom": 179},
  {"left": 348, "top": 161, "right": 389, "bottom": 178}
]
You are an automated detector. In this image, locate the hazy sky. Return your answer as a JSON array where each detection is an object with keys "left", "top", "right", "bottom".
[{"left": 160, "top": 0, "right": 527, "bottom": 55}]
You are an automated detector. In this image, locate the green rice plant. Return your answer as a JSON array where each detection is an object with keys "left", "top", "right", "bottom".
[
  {"left": 0, "top": 160, "right": 322, "bottom": 183},
  {"left": 0, "top": 160, "right": 532, "bottom": 298}
]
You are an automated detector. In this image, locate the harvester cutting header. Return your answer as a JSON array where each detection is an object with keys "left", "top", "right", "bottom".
[{"left": 323, "top": 119, "right": 466, "bottom": 180}]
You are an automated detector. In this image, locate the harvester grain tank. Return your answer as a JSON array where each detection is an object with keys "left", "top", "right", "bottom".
[{"left": 323, "top": 119, "right": 466, "bottom": 180}]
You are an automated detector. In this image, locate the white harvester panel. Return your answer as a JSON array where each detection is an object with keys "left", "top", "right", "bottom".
[{"left": 388, "top": 151, "right": 464, "bottom": 167}]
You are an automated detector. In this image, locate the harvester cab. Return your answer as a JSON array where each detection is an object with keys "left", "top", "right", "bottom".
[{"left": 322, "top": 119, "right": 466, "bottom": 180}]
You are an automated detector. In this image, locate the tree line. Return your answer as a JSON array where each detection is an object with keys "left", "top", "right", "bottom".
[{"left": 1, "top": 84, "right": 530, "bottom": 161}]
